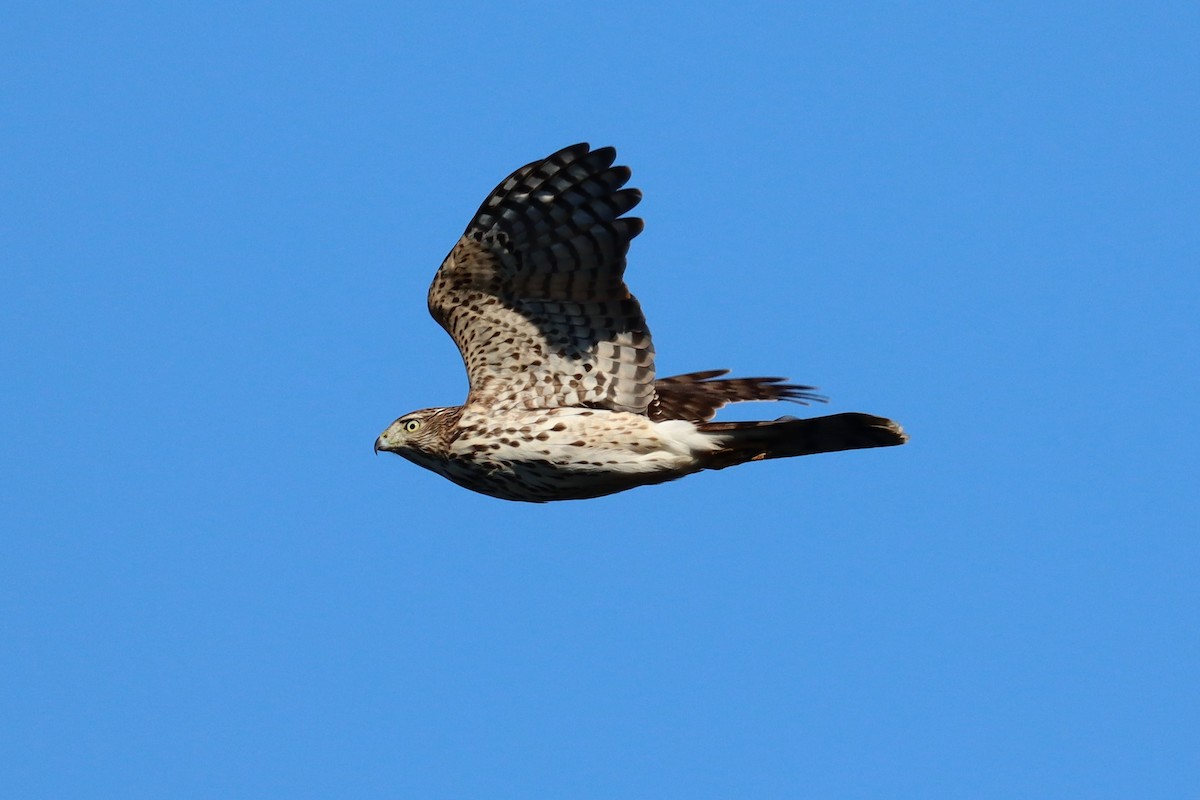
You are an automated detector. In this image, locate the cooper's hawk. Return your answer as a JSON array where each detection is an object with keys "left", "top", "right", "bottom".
[{"left": 375, "top": 144, "right": 907, "bottom": 501}]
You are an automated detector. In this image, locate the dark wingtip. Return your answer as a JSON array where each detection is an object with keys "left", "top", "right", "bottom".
[
  {"left": 559, "top": 142, "right": 591, "bottom": 156},
  {"left": 779, "top": 384, "right": 829, "bottom": 405},
  {"left": 589, "top": 144, "right": 618, "bottom": 166}
]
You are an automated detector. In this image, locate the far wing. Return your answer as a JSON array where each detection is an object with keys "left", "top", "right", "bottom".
[{"left": 650, "top": 370, "right": 826, "bottom": 423}]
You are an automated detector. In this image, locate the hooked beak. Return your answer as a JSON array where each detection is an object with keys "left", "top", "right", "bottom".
[{"left": 374, "top": 436, "right": 384, "bottom": 455}]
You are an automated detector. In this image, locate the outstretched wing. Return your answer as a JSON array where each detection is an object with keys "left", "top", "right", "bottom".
[
  {"left": 650, "top": 370, "right": 827, "bottom": 423},
  {"left": 428, "top": 144, "right": 654, "bottom": 414}
]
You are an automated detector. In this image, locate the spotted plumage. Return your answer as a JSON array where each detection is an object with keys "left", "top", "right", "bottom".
[{"left": 375, "top": 143, "right": 907, "bottom": 501}]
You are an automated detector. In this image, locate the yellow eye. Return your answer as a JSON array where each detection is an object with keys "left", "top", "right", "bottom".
[{"left": 402, "top": 419, "right": 422, "bottom": 433}]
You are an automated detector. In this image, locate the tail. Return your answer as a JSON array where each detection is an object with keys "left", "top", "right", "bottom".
[{"left": 698, "top": 413, "right": 908, "bottom": 470}]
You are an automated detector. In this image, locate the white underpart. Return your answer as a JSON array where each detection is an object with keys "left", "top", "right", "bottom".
[
  {"left": 454, "top": 407, "right": 728, "bottom": 477},
  {"left": 653, "top": 419, "right": 724, "bottom": 456},
  {"left": 561, "top": 419, "right": 723, "bottom": 475}
]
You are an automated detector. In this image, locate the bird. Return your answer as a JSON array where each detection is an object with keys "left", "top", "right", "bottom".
[{"left": 375, "top": 143, "right": 907, "bottom": 502}]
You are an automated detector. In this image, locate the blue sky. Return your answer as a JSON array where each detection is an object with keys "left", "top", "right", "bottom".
[{"left": 3, "top": 2, "right": 1197, "bottom": 797}]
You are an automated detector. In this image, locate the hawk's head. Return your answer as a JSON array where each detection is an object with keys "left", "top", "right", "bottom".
[{"left": 374, "top": 407, "right": 460, "bottom": 470}]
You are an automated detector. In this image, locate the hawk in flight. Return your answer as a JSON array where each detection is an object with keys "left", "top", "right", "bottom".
[{"left": 376, "top": 144, "right": 907, "bottom": 501}]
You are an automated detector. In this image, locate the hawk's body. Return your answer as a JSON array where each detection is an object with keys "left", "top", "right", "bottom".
[{"left": 375, "top": 144, "right": 907, "bottom": 502}]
